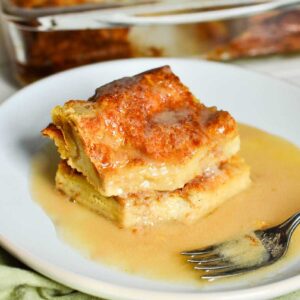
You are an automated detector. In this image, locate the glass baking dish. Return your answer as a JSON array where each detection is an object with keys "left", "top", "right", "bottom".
[{"left": 1, "top": 0, "right": 300, "bottom": 85}]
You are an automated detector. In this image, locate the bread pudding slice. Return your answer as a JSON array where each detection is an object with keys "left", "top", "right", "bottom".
[
  {"left": 56, "top": 156, "right": 250, "bottom": 228},
  {"left": 43, "top": 66, "right": 239, "bottom": 197}
]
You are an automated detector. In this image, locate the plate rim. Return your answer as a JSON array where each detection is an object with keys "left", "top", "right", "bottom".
[
  {"left": 2, "top": 57, "right": 300, "bottom": 111},
  {"left": 2, "top": 236, "right": 299, "bottom": 300},
  {"left": 1, "top": 57, "right": 300, "bottom": 300}
]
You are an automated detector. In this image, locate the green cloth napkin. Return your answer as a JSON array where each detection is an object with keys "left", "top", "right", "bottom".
[
  {"left": 0, "top": 246, "right": 298, "bottom": 300},
  {"left": 0, "top": 247, "right": 99, "bottom": 300}
]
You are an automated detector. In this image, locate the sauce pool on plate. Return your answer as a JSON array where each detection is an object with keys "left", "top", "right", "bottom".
[{"left": 31, "top": 124, "right": 300, "bottom": 284}]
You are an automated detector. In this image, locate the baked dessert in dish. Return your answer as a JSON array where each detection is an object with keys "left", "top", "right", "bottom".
[
  {"left": 42, "top": 65, "right": 250, "bottom": 227},
  {"left": 42, "top": 66, "right": 240, "bottom": 197},
  {"left": 17, "top": 28, "right": 131, "bottom": 84},
  {"left": 206, "top": 10, "right": 300, "bottom": 61}
]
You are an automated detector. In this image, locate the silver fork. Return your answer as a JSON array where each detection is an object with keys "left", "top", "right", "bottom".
[{"left": 181, "top": 212, "right": 300, "bottom": 280}]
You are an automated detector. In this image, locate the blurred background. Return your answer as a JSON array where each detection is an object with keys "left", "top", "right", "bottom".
[{"left": 1, "top": 0, "right": 300, "bottom": 90}]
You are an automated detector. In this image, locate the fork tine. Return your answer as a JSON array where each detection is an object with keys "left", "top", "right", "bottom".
[
  {"left": 195, "top": 263, "right": 233, "bottom": 271},
  {"left": 200, "top": 266, "right": 258, "bottom": 280},
  {"left": 181, "top": 246, "right": 215, "bottom": 256},
  {"left": 187, "top": 255, "right": 223, "bottom": 263}
]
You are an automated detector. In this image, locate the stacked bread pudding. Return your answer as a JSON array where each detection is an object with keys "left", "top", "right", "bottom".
[{"left": 42, "top": 66, "right": 250, "bottom": 228}]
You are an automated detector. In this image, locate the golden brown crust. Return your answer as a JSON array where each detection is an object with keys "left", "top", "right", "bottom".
[
  {"left": 42, "top": 123, "right": 63, "bottom": 140},
  {"left": 58, "top": 159, "right": 81, "bottom": 176},
  {"left": 43, "top": 66, "right": 239, "bottom": 196},
  {"left": 82, "top": 66, "right": 237, "bottom": 164}
]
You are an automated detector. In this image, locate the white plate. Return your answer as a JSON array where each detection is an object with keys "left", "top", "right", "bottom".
[{"left": 0, "top": 58, "right": 300, "bottom": 300}]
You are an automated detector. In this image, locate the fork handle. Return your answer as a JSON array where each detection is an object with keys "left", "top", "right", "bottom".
[{"left": 279, "top": 212, "right": 300, "bottom": 237}]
